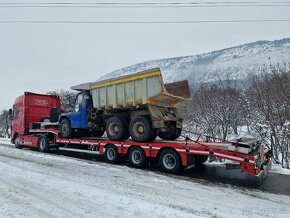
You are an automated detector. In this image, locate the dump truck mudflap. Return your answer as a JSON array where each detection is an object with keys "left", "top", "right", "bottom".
[{"left": 147, "top": 105, "right": 181, "bottom": 128}]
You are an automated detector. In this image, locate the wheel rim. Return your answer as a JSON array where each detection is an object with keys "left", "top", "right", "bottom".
[
  {"left": 61, "top": 123, "right": 69, "bottom": 134},
  {"left": 162, "top": 153, "right": 176, "bottom": 170},
  {"left": 131, "top": 150, "right": 142, "bottom": 164},
  {"left": 107, "top": 148, "right": 116, "bottom": 161},
  {"left": 108, "top": 122, "right": 119, "bottom": 136},
  {"left": 132, "top": 122, "right": 145, "bottom": 138},
  {"left": 39, "top": 138, "right": 46, "bottom": 150}
]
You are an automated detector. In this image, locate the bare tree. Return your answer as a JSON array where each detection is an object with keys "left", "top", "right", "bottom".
[
  {"left": 47, "top": 89, "right": 77, "bottom": 112},
  {"left": 0, "top": 110, "right": 11, "bottom": 138},
  {"left": 180, "top": 82, "right": 244, "bottom": 140},
  {"left": 179, "top": 65, "right": 290, "bottom": 168},
  {"left": 248, "top": 67, "right": 290, "bottom": 168}
]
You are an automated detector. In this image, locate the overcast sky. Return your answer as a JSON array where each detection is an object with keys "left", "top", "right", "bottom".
[{"left": 1, "top": 0, "right": 290, "bottom": 110}]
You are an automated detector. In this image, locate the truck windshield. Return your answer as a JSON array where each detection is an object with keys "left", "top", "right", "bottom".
[
  {"left": 76, "top": 94, "right": 83, "bottom": 105},
  {"left": 12, "top": 106, "right": 18, "bottom": 118}
]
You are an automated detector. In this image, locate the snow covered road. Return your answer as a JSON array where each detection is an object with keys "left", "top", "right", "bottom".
[{"left": 1, "top": 142, "right": 290, "bottom": 218}]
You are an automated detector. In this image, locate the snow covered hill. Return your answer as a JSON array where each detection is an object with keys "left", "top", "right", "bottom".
[{"left": 100, "top": 38, "right": 290, "bottom": 86}]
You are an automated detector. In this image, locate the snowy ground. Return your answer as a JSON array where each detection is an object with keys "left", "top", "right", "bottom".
[{"left": 0, "top": 139, "right": 290, "bottom": 217}]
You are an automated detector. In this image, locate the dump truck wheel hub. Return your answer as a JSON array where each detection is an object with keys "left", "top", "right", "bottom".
[
  {"left": 108, "top": 123, "right": 119, "bottom": 135},
  {"left": 62, "top": 126, "right": 66, "bottom": 132},
  {"left": 138, "top": 126, "right": 144, "bottom": 133},
  {"left": 133, "top": 122, "right": 145, "bottom": 137}
]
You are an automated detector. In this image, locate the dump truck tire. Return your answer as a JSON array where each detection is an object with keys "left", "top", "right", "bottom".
[
  {"left": 158, "top": 128, "right": 182, "bottom": 140},
  {"left": 129, "top": 116, "right": 156, "bottom": 142},
  {"left": 60, "top": 119, "right": 72, "bottom": 138},
  {"left": 106, "top": 117, "right": 129, "bottom": 141}
]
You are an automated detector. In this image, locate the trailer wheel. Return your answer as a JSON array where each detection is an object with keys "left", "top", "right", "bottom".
[
  {"left": 104, "top": 144, "right": 119, "bottom": 163},
  {"left": 129, "top": 147, "right": 147, "bottom": 168},
  {"left": 14, "top": 135, "right": 22, "bottom": 149},
  {"left": 129, "top": 116, "right": 156, "bottom": 142},
  {"left": 38, "top": 136, "right": 50, "bottom": 153},
  {"left": 106, "top": 117, "right": 129, "bottom": 141},
  {"left": 60, "top": 119, "right": 72, "bottom": 138},
  {"left": 159, "top": 149, "right": 181, "bottom": 174},
  {"left": 158, "top": 128, "right": 182, "bottom": 140}
]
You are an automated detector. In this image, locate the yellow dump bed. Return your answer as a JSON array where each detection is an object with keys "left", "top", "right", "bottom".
[{"left": 71, "top": 68, "right": 191, "bottom": 109}]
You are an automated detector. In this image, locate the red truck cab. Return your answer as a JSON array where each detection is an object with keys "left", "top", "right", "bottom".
[{"left": 10, "top": 92, "right": 61, "bottom": 144}]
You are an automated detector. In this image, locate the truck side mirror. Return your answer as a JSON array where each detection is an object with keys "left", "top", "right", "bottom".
[{"left": 9, "top": 108, "right": 12, "bottom": 117}]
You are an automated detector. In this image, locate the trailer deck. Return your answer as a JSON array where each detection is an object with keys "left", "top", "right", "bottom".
[{"left": 15, "top": 125, "right": 272, "bottom": 177}]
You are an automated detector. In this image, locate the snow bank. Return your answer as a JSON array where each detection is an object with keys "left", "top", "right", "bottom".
[
  {"left": 271, "top": 163, "right": 290, "bottom": 175},
  {"left": 0, "top": 137, "right": 12, "bottom": 146},
  {"left": 0, "top": 144, "right": 290, "bottom": 217}
]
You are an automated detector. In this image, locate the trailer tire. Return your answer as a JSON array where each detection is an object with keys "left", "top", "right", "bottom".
[
  {"left": 159, "top": 149, "right": 181, "bottom": 174},
  {"left": 106, "top": 117, "right": 129, "bottom": 141},
  {"left": 60, "top": 119, "right": 72, "bottom": 138},
  {"left": 158, "top": 128, "right": 182, "bottom": 140},
  {"left": 38, "top": 136, "right": 50, "bottom": 153},
  {"left": 14, "top": 135, "right": 22, "bottom": 149},
  {"left": 129, "top": 116, "right": 156, "bottom": 142},
  {"left": 104, "top": 144, "right": 119, "bottom": 163},
  {"left": 129, "top": 147, "right": 147, "bottom": 168}
]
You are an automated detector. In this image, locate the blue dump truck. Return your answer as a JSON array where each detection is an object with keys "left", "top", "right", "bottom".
[{"left": 59, "top": 68, "right": 192, "bottom": 142}]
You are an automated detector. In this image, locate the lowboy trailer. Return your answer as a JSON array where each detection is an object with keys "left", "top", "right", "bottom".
[
  {"left": 17, "top": 125, "right": 271, "bottom": 177},
  {"left": 9, "top": 92, "right": 271, "bottom": 177}
]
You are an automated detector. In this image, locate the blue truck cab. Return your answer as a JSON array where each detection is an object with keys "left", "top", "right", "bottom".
[{"left": 59, "top": 91, "right": 101, "bottom": 137}]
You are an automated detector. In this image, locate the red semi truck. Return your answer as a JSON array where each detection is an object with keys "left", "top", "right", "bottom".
[
  {"left": 9, "top": 92, "right": 272, "bottom": 176},
  {"left": 10, "top": 92, "right": 61, "bottom": 149}
]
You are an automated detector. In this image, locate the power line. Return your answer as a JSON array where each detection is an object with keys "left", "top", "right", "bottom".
[
  {"left": 1, "top": 19, "right": 290, "bottom": 24},
  {"left": 1, "top": 1, "right": 290, "bottom": 4},
  {"left": 1, "top": 4, "right": 290, "bottom": 8},
  {"left": 1, "top": 2, "right": 290, "bottom": 8}
]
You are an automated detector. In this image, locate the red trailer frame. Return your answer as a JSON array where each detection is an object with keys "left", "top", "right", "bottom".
[{"left": 17, "top": 127, "right": 271, "bottom": 177}]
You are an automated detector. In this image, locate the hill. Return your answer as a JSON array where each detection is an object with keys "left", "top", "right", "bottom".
[{"left": 100, "top": 38, "right": 290, "bottom": 86}]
